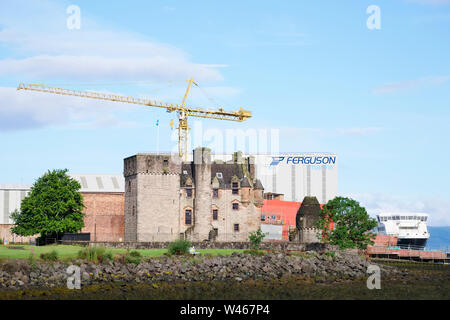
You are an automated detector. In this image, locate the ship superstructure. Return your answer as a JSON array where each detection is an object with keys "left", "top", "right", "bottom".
[{"left": 374, "top": 213, "right": 430, "bottom": 250}]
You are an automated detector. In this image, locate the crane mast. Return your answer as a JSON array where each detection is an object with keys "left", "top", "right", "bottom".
[{"left": 17, "top": 79, "right": 251, "bottom": 161}]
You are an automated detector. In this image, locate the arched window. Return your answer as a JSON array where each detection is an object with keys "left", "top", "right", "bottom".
[{"left": 185, "top": 209, "right": 192, "bottom": 225}]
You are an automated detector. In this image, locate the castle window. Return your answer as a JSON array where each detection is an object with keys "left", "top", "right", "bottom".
[
  {"left": 216, "top": 172, "right": 223, "bottom": 179},
  {"left": 232, "top": 182, "right": 239, "bottom": 195},
  {"left": 213, "top": 188, "right": 219, "bottom": 198},
  {"left": 212, "top": 209, "right": 218, "bottom": 220},
  {"left": 232, "top": 203, "right": 239, "bottom": 210},
  {"left": 185, "top": 210, "right": 192, "bottom": 225},
  {"left": 163, "top": 159, "right": 169, "bottom": 166},
  {"left": 186, "top": 187, "right": 193, "bottom": 198},
  {"left": 234, "top": 224, "right": 240, "bottom": 232}
]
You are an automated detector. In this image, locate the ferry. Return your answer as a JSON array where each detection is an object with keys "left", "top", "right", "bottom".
[{"left": 373, "top": 213, "right": 430, "bottom": 250}]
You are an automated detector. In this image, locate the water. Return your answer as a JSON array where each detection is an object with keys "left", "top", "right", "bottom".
[{"left": 426, "top": 227, "right": 450, "bottom": 252}]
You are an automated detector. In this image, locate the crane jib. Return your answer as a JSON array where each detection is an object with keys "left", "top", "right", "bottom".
[
  {"left": 17, "top": 83, "right": 251, "bottom": 121},
  {"left": 17, "top": 80, "right": 251, "bottom": 160}
]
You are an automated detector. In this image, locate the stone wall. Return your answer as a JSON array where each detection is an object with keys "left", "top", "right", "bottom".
[
  {"left": 60, "top": 240, "right": 337, "bottom": 252},
  {"left": 299, "top": 227, "right": 322, "bottom": 243},
  {"left": 137, "top": 173, "right": 181, "bottom": 242}
]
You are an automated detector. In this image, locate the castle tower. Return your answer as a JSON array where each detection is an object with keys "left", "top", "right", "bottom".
[
  {"left": 124, "top": 154, "right": 182, "bottom": 242},
  {"left": 193, "top": 147, "right": 212, "bottom": 241}
]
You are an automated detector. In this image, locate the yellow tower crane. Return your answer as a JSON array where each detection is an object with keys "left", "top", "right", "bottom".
[{"left": 17, "top": 78, "right": 251, "bottom": 161}]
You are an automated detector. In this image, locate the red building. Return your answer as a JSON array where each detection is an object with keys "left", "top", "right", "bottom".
[{"left": 261, "top": 199, "right": 329, "bottom": 240}]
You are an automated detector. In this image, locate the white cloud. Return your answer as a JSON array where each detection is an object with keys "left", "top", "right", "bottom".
[
  {"left": 0, "top": 55, "right": 223, "bottom": 82},
  {"left": 374, "top": 76, "right": 450, "bottom": 94},
  {"left": 346, "top": 192, "right": 450, "bottom": 226},
  {"left": 0, "top": 86, "right": 142, "bottom": 130},
  {"left": 0, "top": 1, "right": 225, "bottom": 82}
]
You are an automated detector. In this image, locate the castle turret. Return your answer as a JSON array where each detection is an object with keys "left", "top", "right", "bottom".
[{"left": 296, "top": 196, "right": 322, "bottom": 243}]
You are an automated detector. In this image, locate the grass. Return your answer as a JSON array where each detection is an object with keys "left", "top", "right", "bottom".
[{"left": 0, "top": 244, "right": 244, "bottom": 261}]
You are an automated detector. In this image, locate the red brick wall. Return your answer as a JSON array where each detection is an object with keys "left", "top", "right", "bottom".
[{"left": 81, "top": 193, "right": 124, "bottom": 242}]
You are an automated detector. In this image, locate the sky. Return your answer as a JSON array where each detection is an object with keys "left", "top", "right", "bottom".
[{"left": 0, "top": 0, "right": 449, "bottom": 225}]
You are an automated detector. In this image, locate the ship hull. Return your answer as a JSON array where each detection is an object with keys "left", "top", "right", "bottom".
[{"left": 397, "top": 238, "right": 428, "bottom": 250}]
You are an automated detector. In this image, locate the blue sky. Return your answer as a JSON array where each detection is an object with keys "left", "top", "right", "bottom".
[{"left": 0, "top": 0, "right": 449, "bottom": 225}]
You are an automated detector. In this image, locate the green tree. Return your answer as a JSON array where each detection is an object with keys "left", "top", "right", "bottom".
[
  {"left": 11, "top": 169, "right": 85, "bottom": 239},
  {"left": 313, "top": 196, "right": 377, "bottom": 250},
  {"left": 248, "top": 228, "right": 267, "bottom": 249}
]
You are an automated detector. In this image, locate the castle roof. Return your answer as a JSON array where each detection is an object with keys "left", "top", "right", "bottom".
[{"left": 180, "top": 162, "right": 258, "bottom": 189}]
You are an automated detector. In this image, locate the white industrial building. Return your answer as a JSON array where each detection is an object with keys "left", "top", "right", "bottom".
[
  {"left": 209, "top": 153, "right": 338, "bottom": 204},
  {"left": 0, "top": 184, "right": 30, "bottom": 225}
]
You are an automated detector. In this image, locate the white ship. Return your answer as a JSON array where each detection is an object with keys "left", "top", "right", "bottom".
[{"left": 374, "top": 213, "right": 430, "bottom": 250}]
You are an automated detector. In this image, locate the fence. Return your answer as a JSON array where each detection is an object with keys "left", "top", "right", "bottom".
[{"left": 367, "top": 244, "right": 450, "bottom": 264}]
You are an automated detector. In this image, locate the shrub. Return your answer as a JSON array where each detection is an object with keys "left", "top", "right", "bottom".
[
  {"left": 248, "top": 228, "right": 266, "bottom": 249},
  {"left": 129, "top": 250, "right": 142, "bottom": 258},
  {"left": 0, "top": 239, "right": 3, "bottom": 245},
  {"left": 40, "top": 250, "right": 59, "bottom": 261},
  {"left": 168, "top": 239, "right": 192, "bottom": 255},
  {"left": 77, "top": 247, "right": 113, "bottom": 263},
  {"left": 114, "top": 250, "right": 143, "bottom": 265},
  {"left": 125, "top": 251, "right": 142, "bottom": 265},
  {"left": 324, "top": 251, "right": 336, "bottom": 258}
]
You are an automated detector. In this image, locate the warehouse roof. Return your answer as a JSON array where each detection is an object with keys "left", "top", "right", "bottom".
[
  {"left": 0, "top": 174, "right": 125, "bottom": 193},
  {"left": 70, "top": 174, "right": 124, "bottom": 193}
]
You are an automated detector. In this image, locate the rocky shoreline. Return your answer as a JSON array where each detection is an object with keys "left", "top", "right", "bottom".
[{"left": 0, "top": 251, "right": 406, "bottom": 291}]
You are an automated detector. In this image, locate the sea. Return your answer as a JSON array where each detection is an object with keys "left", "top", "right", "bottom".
[{"left": 427, "top": 227, "right": 450, "bottom": 251}]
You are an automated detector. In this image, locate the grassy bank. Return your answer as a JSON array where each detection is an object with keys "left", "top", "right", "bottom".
[{"left": 0, "top": 244, "right": 244, "bottom": 260}]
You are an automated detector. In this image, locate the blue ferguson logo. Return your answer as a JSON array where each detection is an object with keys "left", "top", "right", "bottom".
[{"left": 270, "top": 156, "right": 336, "bottom": 166}]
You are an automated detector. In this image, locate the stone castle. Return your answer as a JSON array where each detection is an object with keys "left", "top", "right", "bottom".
[{"left": 123, "top": 147, "right": 264, "bottom": 242}]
